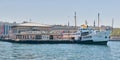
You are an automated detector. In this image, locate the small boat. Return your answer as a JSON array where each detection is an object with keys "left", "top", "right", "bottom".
[{"left": 73, "top": 24, "right": 111, "bottom": 45}]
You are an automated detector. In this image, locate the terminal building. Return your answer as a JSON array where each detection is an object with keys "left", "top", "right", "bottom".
[
  {"left": 9, "top": 22, "right": 78, "bottom": 40},
  {"left": 10, "top": 22, "right": 51, "bottom": 40}
]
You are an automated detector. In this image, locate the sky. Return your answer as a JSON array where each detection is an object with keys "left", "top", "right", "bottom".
[{"left": 0, "top": 0, "right": 120, "bottom": 28}]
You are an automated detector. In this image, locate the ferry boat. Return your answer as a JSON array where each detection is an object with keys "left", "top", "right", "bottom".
[{"left": 73, "top": 25, "right": 111, "bottom": 45}]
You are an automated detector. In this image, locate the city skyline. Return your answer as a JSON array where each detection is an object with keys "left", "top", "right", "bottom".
[{"left": 0, "top": 0, "right": 120, "bottom": 28}]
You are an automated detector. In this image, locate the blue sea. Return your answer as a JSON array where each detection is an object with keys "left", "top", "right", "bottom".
[{"left": 0, "top": 41, "right": 120, "bottom": 60}]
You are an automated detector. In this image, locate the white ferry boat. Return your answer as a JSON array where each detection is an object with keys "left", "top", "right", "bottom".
[{"left": 73, "top": 25, "right": 111, "bottom": 45}]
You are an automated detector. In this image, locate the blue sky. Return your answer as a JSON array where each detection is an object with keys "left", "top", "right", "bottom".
[{"left": 0, "top": 0, "right": 120, "bottom": 28}]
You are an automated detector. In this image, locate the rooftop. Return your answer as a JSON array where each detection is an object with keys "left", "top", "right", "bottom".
[{"left": 14, "top": 22, "right": 50, "bottom": 27}]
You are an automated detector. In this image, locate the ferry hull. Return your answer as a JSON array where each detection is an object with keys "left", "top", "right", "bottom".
[
  {"left": 0, "top": 39, "right": 107, "bottom": 45},
  {"left": 75, "top": 40, "right": 108, "bottom": 45}
]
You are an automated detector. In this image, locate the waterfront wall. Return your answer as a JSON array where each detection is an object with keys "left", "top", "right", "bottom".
[{"left": 110, "top": 35, "right": 120, "bottom": 40}]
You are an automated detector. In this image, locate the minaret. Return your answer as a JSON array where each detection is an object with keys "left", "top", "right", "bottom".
[
  {"left": 74, "top": 12, "right": 77, "bottom": 28},
  {"left": 94, "top": 20, "right": 95, "bottom": 27},
  {"left": 112, "top": 18, "right": 114, "bottom": 30},
  {"left": 98, "top": 13, "right": 100, "bottom": 30},
  {"left": 85, "top": 20, "right": 88, "bottom": 25},
  {"left": 29, "top": 18, "right": 32, "bottom": 22},
  {"left": 68, "top": 21, "right": 70, "bottom": 39},
  {"left": 68, "top": 21, "right": 70, "bottom": 27}
]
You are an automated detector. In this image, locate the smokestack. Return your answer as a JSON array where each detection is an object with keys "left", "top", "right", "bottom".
[{"left": 74, "top": 12, "right": 77, "bottom": 28}]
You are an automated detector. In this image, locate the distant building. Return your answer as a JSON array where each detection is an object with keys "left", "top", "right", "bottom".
[
  {"left": 0, "top": 22, "right": 16, "bottom": 38},
  {"left": 50, "top": 25, "right": 79, "bottom": 39}
]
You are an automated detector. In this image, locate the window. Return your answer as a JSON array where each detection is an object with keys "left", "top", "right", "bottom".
[
  {"left": 35, "top": 35, "right": 41, "bottom": 39},
  {"left": 81, "top": 32, "right": 89, "bottom": 36}
]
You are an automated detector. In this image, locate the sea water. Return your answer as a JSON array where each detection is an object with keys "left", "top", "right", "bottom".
[{"left": 0, "top": 41, "right": 120, "bottom": 60}]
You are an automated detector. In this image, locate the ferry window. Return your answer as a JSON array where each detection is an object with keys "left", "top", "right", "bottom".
[
  {"left": 105, "top": 36, "right": 107, "bottom": 38},
  {"left": 81, "top": 32, "right": 89, "bottom": 36},
  {"left": 50, "top": 35, "right": 53, "bottom": 39},
  {"left": 36, "top": 35, "right": 41, "bottom": 39}
]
